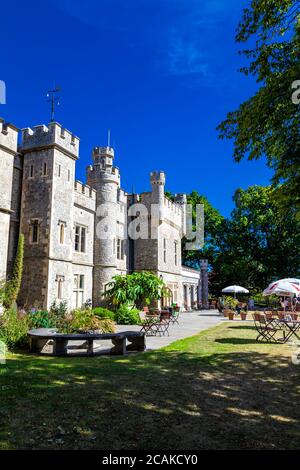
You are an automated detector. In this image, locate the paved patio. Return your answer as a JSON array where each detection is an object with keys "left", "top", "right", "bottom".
[{"left": 117, "top": 309, "right": 224, "bottom": 350}]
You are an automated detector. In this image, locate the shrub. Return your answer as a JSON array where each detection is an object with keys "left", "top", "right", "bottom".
[
  {"left": 223, "top": 296, "right": 239, "bottom": 310},
  {"left": 97, "top": 319, "right": 116, "bottom": 333},
  {"left": 48, "top": 300, "right": 70, "bottom": 331},
  {"left": 114, "top": 305, "right": 140, "bottom": 325},
  {"left": 50, "top": 300, "right": 68, "bottom": 317},
  {"left": 103, "top": 271, "right": 167, "bottom": 308},
  {"left": 64, "top": 309, "right": 116, "bottom": 333},
  {"left": 0, "top": 280, "right": 6, "bottom": 312},
  {"left": 67, "top": 309, "right": 94, "bottom": 332},
  {"left": 3, "top": 234, "right": 24, "bottom": 309},
  {"left": 28, "top": 310, "right": 56, "bottom": 329},
  {"left": 0, "top": 309, "right": 29, "bottom": 350},
  {"left": 93, "top": 307, "right": 115, "bottom": 320}
]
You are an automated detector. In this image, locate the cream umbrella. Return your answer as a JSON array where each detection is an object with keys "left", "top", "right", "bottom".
[{"left": 222, "top": 285, "right": 249, "bottom": 299}]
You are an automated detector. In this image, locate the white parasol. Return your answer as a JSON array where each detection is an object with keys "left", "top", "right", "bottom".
[{"left": 222, "top": 285, "right": 249, "bottom": 299}]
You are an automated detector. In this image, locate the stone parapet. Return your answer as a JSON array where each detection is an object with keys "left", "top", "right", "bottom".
[
  {"left": 0, "top": 119, "right": 18, "bottom": 155},
  {"left": 21, "top": 122, "right": 79, "bottom": 159}
]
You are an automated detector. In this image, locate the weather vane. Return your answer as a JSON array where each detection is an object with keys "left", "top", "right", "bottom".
[{"left": 46, "top": 86, "right": 61, "bottom": 122}]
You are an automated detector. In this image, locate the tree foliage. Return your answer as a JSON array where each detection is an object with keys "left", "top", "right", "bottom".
[
  {"left": 217, "top": 0, "right": 300, "bottom": 213},
  {"left": 211, "top": 185, "right": 300, "bottom": 294},
  {"left": 181, "top": 187, "right": 300, "bottom": 296}
]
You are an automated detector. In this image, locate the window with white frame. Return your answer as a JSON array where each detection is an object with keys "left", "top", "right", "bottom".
[
  {"left": 73, "top": 274, "right": 84, "bottom": 308},
  {"left": 117, "top": 238, "right": 124, "bottom": 260},
  {"left": 174, "top": 241, "right": 178, "bottom": 266},
  {"left": 74, "top": 225, "right": 86, "bottom": 252},
  {"left": 163, "top": 238, "right": 167, "bottom": 263}
]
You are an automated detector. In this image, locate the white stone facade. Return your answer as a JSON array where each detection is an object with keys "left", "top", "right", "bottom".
[{"left": 0, "top": 119, "right": 202, "bottom": 311}]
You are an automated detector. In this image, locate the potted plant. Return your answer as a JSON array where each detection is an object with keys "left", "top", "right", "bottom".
[
  {"left": 240, "top": 311, "right": 247, "bottom": 320},
  {"left": 227, "top": 310, "right": 235, "bottom": 320},
  {"left": 223, "top": 296, "right": 239, "bottom": 320}
]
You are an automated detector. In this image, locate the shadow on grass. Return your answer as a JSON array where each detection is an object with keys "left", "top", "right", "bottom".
[
  {"left": 228, "top": 325, "right": 257, "bottom": 330},
  {"left": 1, "top": 339, "right": 300, "bottom": 451},
  {"left": 215, "top": 337, "right": 260, "bottom": 345}
]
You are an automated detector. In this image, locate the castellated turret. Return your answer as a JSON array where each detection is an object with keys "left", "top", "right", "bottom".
[
  {"left": 18, "top": 122, "right": 79, "bottom": 309},
  {"left": 174, "top": 193, "right": 187, "bottom": 205},
  {"left": 21, "top": 122, "right": 79, "bottom": 159},
  {"left": 0, "top": 119, "right": 18, "bottom": 280},
  {"left": 150, "top": 171, "right": 165, "bottom": 204},
  {"left": 87, "top": 146, "right": 120, "bottom": 305}
]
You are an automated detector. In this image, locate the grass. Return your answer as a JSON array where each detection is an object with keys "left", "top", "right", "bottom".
[{"left": 1, "top": 322, "right": 300, "bottom": 450}]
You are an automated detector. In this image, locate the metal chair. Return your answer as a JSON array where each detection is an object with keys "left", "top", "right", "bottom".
[{"left": 253, "top": 312, "right": 285, "bottom": 343}]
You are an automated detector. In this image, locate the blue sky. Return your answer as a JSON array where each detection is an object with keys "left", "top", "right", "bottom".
[{"left": 1, "top": 0, "right": 272, "bottom": 216}]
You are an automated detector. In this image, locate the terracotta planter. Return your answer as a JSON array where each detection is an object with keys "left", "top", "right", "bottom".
[
  {"left": 228, "top": 311, "right": 235, "bottom": 320},
  {"left": 240, "top": 312, "right": 247, "bottom": 321}
]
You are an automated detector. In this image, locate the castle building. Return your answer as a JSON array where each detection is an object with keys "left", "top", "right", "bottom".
[{"left": 0, "top": 119, "right": 208, "bottom": 311}]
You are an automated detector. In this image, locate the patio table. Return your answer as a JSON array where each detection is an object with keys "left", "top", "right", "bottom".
[{"left": 277, "top": 319, "right": 300, "bottom": 342}]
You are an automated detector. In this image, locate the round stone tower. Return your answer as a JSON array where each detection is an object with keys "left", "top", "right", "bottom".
[
  {"left": 150, "top": 171, "right": 165, "bottom": 204},
  {"left": 87, "top": 146, "right": 120, "bottom": 306}
]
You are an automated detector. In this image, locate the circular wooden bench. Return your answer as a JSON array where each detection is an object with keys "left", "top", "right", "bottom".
[{"left": 28, "top": 328, "right": 145, "bottom": 356}]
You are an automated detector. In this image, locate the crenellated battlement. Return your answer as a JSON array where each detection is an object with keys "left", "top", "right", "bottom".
[
  {"left": 0, "top": 118, "right": 18, "bottom": 154},
  {"left": 93, "top": 146, "right": 114, "bottom": 158},
  {"left": 21, "top": 122, "right": 79, "bottom": 158},
  {"left": 87, "top": 163, "right": 120, "bottom": 182},
  {"left": 164, "top": 196, "right": 182, "bottom": 214},
  {"left": 150, "top": 171, "right": 165, "bottom": 185},
  {"left": 74, "top": 180, "right": 96, "bottom": 200}
]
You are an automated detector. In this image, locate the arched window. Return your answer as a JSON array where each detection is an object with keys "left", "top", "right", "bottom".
[
  {"left": 60, "top": 223, "right": 65, "bottom": 244},
  {"left": 57, "top": 279, "right": 63, "bottom": 300},
  {"left": 56, "top": 275, "right": 65, "bottom": 301}
]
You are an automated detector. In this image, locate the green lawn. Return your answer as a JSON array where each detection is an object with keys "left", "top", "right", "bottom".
[{"left": 1, "top": 322, "right": 300, "bottom": 450}]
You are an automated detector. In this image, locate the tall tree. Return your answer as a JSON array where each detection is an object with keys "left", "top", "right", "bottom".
[
  {"left": 212, "top": 186, "right": 300, "bottom": 295},
  {"left": 217, "top": 0, "right": 300, "bottom": 213}
]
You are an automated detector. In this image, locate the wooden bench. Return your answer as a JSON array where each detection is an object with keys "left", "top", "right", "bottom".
[{"left": 28, "top": 328, "right": 145, "bottom": 356}]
